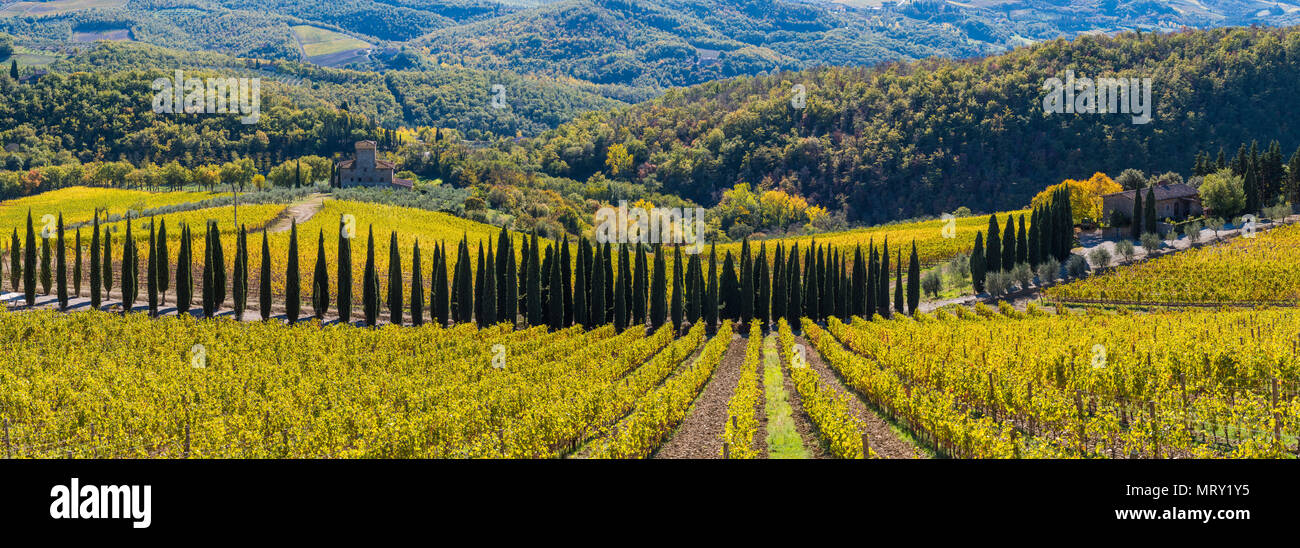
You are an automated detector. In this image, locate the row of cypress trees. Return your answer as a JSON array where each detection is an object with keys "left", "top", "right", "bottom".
[
  {"left": 4, "top": 210, "right": 927, "bottom": 331},
  {"left": 970, "top": 186, "right": 1075, "bottom": 292}
]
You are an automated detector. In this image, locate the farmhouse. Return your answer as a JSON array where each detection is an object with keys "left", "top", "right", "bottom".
[
  {"left": 335, "top": 141, "right": 412, "bottom": 189},
  {"left": 1101, "top": 183, "right": 1202, "bottom": 223}
]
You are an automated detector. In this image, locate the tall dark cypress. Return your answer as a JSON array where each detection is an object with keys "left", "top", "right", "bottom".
[
  {"left": 893, "top": 250, "right": 903, "bottom": 316},
  {"left": 1131, "top": 188, "right": 1143, "bottom": 240},
  {"left": 649, "top": 243, "right": 666, "bottom": 329},
  {"left": 73, "top": 228, "right": 81, "bottom": 299},
  {"left": 433, "top": 243, "right": 449, "bottom": 327},
  {"left": 177, "top": 225, "right": 192, "bottom": 315},
  {"left": 970, "top": 231, "right": 985, "bottom": 293},
  {"left": 865, "top": 242, "right": 877, "bottom": 316},
  {"left": 285, "top": 220, "right": 301, "bottom": 323},
  {"left": 411, "top": 240, "right": 424, "bottom": 326},
  {"left": 233, "top": 225, "right": 248, "bottom": 321},
  {"left": 547, "top": 245, "right": 562, "bottom": 330},
  {"left": 121, "top": 217, "right": 136, "bottom": 314},
  {"left": 527, "top": 232, "right": 542, "bottom": 326},
  {"left": 692, "top": 252, "right": 705, "bottom": 323},
  {"left": 739, "top": 237, "right": 753, "bottom": 324},
  {"left": 755, "top": 243, "right": 769, "bottom": 327},
  {"left": 574, "top": 242, "right": 589, "bottom": 327},
  {"left": 591, "top": 240, "right": 606, "bottom": 326},
  {"left": 26, "top": 212, "right": 41, "bottom": 305},
  {"left": 878, "top": 239, "right": 890, "bottom": 318},
  {"left": 258, "top": 229, "right": 270, "bottom": 320},
  {"left": 483, "top": 244, "right": 498, "bottom": 327},
  {"left": 803, "top": 246, "right": 818, "bottom": 322},
  {"left": 313, "top": 229, "right": 329, "bottom": 321},
  {"left": 985, "top": 215, "right": 1001, "bottom": 273},
  {"left": 684, "top": 253, "right": 699, "bottom": 322},
  {"left": 213, "top": 222, "right": 226, "bottom": 310},
  {"left": 1143, "top": 185, "right": 1158, "bottom": 235},
  {"left": 612, "top": 245, "right": 627, "bottom": 331},
  {"left": 786, "top": 244, "right": 801, "bottom": 331},
  {"left": 202, "top": 222, "right": 215, "bottom": 317},
  {"left": 907, "top": 241, "right": 920, "bottom": 315},
  {"left": 147, "top": 220, "right": 157, "bottom": 315},
  {"left": 851, "top": 245, "right": 865, "bottom": 317},
  {"left": 496, "top": 227, "right": 511, "bottom": 323},
  {"left": 670, "top": 245, "right": 683, "bottom": 332},
  {"left": 450, "top": 238, "right": 464, "bottom": 322},
  {"left": 56, "top": 213, "right": 67, "bottom": 309},
  {"left": 477, "top": 242, "right": 488, "bottom": 324},
  {"left": 838, "top": 259, "right": 848, "bottom": 320},
  {"left": 705, "top": 243, "right": 718, "bottom": 333},
  {"left": 362, "top": 227, "right": 378, "bottom": 326},
  {"left": 1016, "top": 214, "right": 1028, "bottom": 266},
  {"left": 602, "top": 242, "right": 614, "bottom": 322},
  {"left": 632, "top": 244, "right": 647, "bottom": 326},
  {"left": 771, "top": 244, "right": 785, "bottom": 323},
  {"left": 720, "top": 251, "right": 738, "bottom": 320},
  {"left": 562, "top": 236, "right": 573, "bottom": 327},
  {"left": 157, "top": 220, "right": 168, "bottom": 305},
  {"left": 618, "top": 243, "right": 632, "bottom": 316},
  {"left": 1027, "top": 210, "right": 1041, "bottom": 268},
  {"left": 504, "top": 237, "right": 517, "bottom": 326},
  {"left": 818, "top": 246, "right": 831, "bottom": 320},
  {"left": 9, "top": 228, "right": 20, "bottom": 294},
  {"left": 1002, "top": 214, "right": 1016, "bottom": 271},
  {"left": 337, "top": 216, "right": 352, "bottom": 324},
  {"left": 517, "top": 234, "right": 529, "bottom": 321},
  {"left": 457, "top": 239, "right": 473, "bottom": 324},
  {"left": 388, "top": 231, "right": 403, "bottom": 326}
]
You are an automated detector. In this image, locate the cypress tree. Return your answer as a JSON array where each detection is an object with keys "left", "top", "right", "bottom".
[
  {"left": 755, "top": 243, "right": 769, "bottom": 327},
  {"left": 363, "top": 227, "right": 378, "bottom": 326},
  {"left": 786, "top": 244, "right": 801, "bottom": 331},
  {"left": 388, "top": 231, "right": 403, "bottom": 326},
  {"left": 517, "top": 234, "right": 529, "bottom": 321},
  {"left": 101, "top": 224, "right": 112, "bottom": 303},
  {"left": 1002, "top": 214, "right": 1016, "bottom": 270},
  {"left": 740, "top": 238, "right": 753, "bottom": 324},
  {"left": 460, "top": 239, "right": 475, "bottom": 324},
  {"left": 477, "top": 242, "right": 488, "bottom": 324},
  {"left": 893, "top": 250, "right": 903, "bottom": 316},
  {"left": 632, "top": 244, "right": 647, "bottom": 326},
  {"left": 971, "top": 231, "right": 986, "bottom": 293},
  {"left": 39, "top": 229, "right": 50, "bottom": 295},
  {"left": 233, "top": 225, "right": 248, "bottom": 321},
  {"left": 73, "top": 228, "right": 81, "bottom": 298},
  {"left": 202, "top": 222, "right": 214, "bottom": 317},
  {"left": 562, "top": 236, "right": 573, "bottom": 327},
  {"left": 878, "top": 239, "right": 890, "bottom": 318},
  {"left": 56, "top": 214, "right": 66, "bottom": 309},
  {"left": 618, "top": 243, "right": 632, "bottom": 316},
  {"left": 804, "top": 245, "right": 818, "bottom": 322},
  {"left": 433, "top": 243, "right": 449, "bottom": 327},
  {"left": 313, "top": 229, "right": 329, "bottom": 321},
  {"left": 285, "top": 220, "right": 300, "bottom": 323},
  {"left": 450, "top": 238, "right": 464, "bottom": 322},
  {"left": 692, "top": 252, "right": 706, "bottom": 323},
  {"left": 825, "top": 250, "right": 838, "bottom": 319},
  {"left": 613, "top": 246, "right": 628, "bottom": 331},
  {"left": 591, "top": 240, "right": 606, "bottom": 327},
  {"left": 1016, "top": 215, "right": 1028, "bottom": 266},
  {"left": 574, "top": 242, "right": 589, "bottom": 327},
  {"left": 684, "top": 253, "right": 698, "bottom": 322},
  {"left": 1027, "top": 210, "right": 1041, "bottom": 268},
  {"left": 865, "top": 242, "right": 877, "bottom": 316},
  {"left": 496, "top": 227, "right": 510, "bottom": 323},
  {"left": 547, "top": 245, "right": 562, "bottom": 330},
  {"left": 122, "top": 219, "right": 137, "bottom": 314},
  {"left": 705, "top": 243, "right": 718, "bottom": 333},
  {"left": 720, "top": 251, "right": 738, "bottom": 320},
  {"left": 1060, "top": 188, "right": 1075, "bottom": 261},
  {"left": 819, "top": 246, "right": 831, "bottom": 320},
  {"left": 1131, "top": 188, "right": 1144, "bottom": 240},
  {"left": 603, "top": 242, "right": 614, "bottom": 322},
  {"left": 670, "top": 245, "right": 683, "bottom": 332},
  {"left": 851, "top": 245, "right": 865, "bottom": 317},
  {"left": 12, "top": 228, "right": 22, "bottom": 294},
  {"left": 527, "top": 232, "right": 542, "bottom": 326},
  {"left": 411, "top": 240, "right": 424, "bottom": 326},
  {"left": 1144, "top": 185, "right": 1159, "bottom": 235},
  {"left": 337, "top": 216, "right": 352, "bottom": 324},
  {"left": 147, "top": 220, "right": 157, "bottom": 315},
  {"left": 771, "top": 244, "right": 785, "bottom": 324},
  {"left": 985, "top": 215, "right": 1001, "bottom": 273},
  {"left": 178, "top": 225, "right": 192, "bottom": 315},
  {"left": 258, "top": 229, "right": 270, "bottom": 320},
  {"left": 24, "top": 211, "right": 37, "bottom": 306},
  {"left": 157, "top": 219, "right": 168, "bottom": 305},
  {"left": 483, "top": 244, "right": 498, "bottom": 327},
  {"left": 650, "top": 243, "right": 666, "bottom": 329},
  {"left": 212, "top": 222, "right": 226, "bottom": 310},
  {"left": 838, "top": 260, "right": 848, "bottom": 320},
  {"left": 504, "top": 237, "right": 517, "bottom": 326}
]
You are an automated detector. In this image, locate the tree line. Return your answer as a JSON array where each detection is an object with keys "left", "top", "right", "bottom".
[
  {"left": 970, "top": 185, "right": 1074, "bottom": 294},
  {"left": 2, "top": 211, "right": 927, "bottom": 332}
]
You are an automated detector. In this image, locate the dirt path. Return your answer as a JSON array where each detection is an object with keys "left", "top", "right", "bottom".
[
  {"left": 262, "top": 193, "right": 327, "bottom": 234},
  {"left": 654, "top": 332, "right": 746, "bottom": 459},
  {"left": 795, "top": 334, "right": 926, "bottom": 459}
]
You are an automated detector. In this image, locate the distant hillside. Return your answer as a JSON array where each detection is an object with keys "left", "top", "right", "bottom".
[{"left": 518, "top": 26, "right": 1300, "bottom": 224}]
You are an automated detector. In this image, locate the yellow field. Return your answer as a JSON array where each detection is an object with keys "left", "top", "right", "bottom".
[
  {"left": 0, "top": 187, "right": 216, "bottom": 239},
  {"left": 291, "top": 25, "right": 370, "bottom": 58},
  {"left": 1046, "top": 223, "right": 1300, "bottom": 305}
]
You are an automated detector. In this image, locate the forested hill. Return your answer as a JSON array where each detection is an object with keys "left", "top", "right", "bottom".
[{"left": 522, "top": 26, "right": 1300, "bottom": 224}]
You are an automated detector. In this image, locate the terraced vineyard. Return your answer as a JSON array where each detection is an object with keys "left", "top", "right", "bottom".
[{"left": 1047, "top": 223, "right": 1300, "bottom": 306}]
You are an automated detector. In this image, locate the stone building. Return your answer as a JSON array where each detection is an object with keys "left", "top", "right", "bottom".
[{"left": 335, "top": 141, "right": 412, "bottom": 189}]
